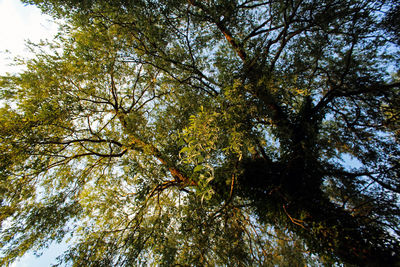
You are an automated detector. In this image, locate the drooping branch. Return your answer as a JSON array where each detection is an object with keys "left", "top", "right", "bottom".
[
  {"left": 326, "top": 169, "right": 400, "bottom": 194},
  {"left": 37, "top": 138, "right": 124, "bottom": 147},
  {"left": 313, "top": 82, "right": 400, "bottom": 113}
]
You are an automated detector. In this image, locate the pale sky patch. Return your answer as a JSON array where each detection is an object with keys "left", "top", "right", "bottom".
[{"left": 0, "top": 0, "right": 58, "bottom": 74}]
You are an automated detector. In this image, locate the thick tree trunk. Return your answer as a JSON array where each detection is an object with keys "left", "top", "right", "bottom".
[{"left": 238, "top": 158, "right": 400, "bottom": 266}]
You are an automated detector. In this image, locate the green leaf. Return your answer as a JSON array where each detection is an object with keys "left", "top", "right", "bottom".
[{"left": 193, "top": 165, "right": 203, "bottom": 173}]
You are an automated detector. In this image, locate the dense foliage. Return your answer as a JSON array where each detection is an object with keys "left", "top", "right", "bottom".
[{"left": 1, "top": 0, "right": 399, "bottom": 265}]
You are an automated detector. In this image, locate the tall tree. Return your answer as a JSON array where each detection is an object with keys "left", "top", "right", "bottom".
[{"left": 1, "top": 0, "right": 399, "bottom": 265}]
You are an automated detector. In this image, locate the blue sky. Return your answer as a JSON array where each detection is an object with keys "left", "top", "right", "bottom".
[{"left": 0, "top": 1, "right": 67, "bottom": 266}]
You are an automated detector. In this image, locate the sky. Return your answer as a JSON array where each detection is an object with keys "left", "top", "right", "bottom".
[
  {"left": 0, "top": 1, "right": 68, "bottom": 266},
  {"left": 0, "top": 0, "right": 58, "bottom": 74}
]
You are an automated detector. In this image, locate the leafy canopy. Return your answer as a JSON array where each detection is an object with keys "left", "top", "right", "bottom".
[{"left": 1, "top": 0, "right": 400, "bottom": 266}]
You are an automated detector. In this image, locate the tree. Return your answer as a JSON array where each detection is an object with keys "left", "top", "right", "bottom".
[{"left": 1, "top": 0, "right": 399, "bottom": 265}]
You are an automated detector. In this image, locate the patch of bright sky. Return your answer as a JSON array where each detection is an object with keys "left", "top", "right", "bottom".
[
  {"left": 1, "top": 1, "right": 69, "bottom": 266},
  {"left": 0, "top": 0, "right": 58, "bottom": 74}
]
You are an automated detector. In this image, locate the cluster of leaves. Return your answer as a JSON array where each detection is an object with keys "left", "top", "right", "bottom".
[{"left": 1, "top": 0, "right": 399, "bottom": 266}]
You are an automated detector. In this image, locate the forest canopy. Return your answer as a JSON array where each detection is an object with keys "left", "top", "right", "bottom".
[{"left": 1, "top": 0, "right": 400, "bottom": 266}]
